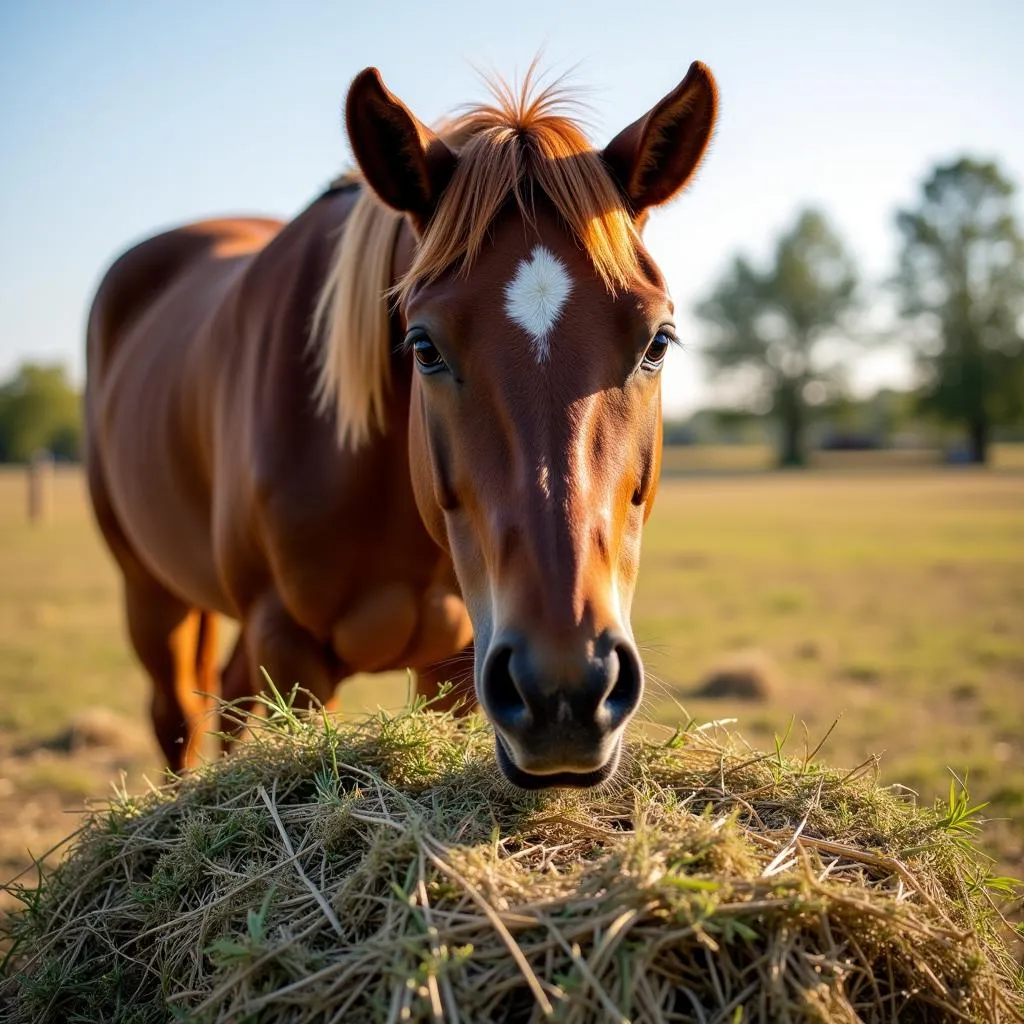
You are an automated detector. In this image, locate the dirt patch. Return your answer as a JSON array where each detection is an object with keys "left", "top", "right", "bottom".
[{"left": 691, "top": 649, "right": 780, "bottom": 702}]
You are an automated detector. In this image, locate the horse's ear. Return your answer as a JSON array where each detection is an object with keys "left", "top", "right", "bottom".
[
  {"left": 345, "top": 68, "right": 456, "bottom": 229},
  {"left": 602, "top": 61, "right": 718, "bottom": 218}
]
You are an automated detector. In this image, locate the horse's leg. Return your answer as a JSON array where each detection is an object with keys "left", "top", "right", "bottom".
[
  {"left": 219, "top": 629, "right": 257, "bottom": 749},
  {"left": 243, "top": 592, "right": 341, "bottom": 712},
  {"left": 195, "top": 610, "right": 219, "bottom": 707},
  {"left": 87, "top": 455, "right": 212, "bottom": 770},
  {"left": 415, "top": 642, "right": 477, "bottom": 715},
  {"left": 123, "top": 582, "right": 213, "bottom": 771}
]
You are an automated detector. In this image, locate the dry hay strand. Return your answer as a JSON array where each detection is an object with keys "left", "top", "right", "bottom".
[{"left": 1, "top": 691, "right": 1022, "bottom": 1024}]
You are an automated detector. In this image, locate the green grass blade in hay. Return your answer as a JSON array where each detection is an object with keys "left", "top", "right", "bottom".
[{"left": 1, "top": 703, "right": 1022, "bottom": 1023}]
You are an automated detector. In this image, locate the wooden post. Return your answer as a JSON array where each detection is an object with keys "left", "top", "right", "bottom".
[{"left": 28, "top": 450, "right": 54, "bottom": 524}]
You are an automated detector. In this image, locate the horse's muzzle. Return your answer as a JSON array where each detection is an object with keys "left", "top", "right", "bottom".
[{"left": 480, "top": 630, "right": 643, "bottom": 789}]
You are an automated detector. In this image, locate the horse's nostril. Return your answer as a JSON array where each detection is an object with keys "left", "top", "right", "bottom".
[
  {"left": 484, "top": 636, "right": 642, "bottom": 745},
  {"left": 603, "top": 643, "right": 643, "bottom": 727},
  {"left": 483, "top": 645, "right": 528, "bottom": 729}
]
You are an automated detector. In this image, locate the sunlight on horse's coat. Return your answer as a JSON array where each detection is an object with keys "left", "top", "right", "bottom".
[
  {"left": 536, "top": 457, "right": 551, "bottom": 501},
  {"left": 503, "top": 245, "right": 573, "bottom": 361}
]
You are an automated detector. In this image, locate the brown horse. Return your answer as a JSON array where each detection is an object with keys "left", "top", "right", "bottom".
[{"left": 85, "top": 62, "right": 718, "bottom": 786}]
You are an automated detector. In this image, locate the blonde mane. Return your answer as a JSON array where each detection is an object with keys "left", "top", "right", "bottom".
[{"left": 313, "top": 73, "right": 642, "bottom": 451}]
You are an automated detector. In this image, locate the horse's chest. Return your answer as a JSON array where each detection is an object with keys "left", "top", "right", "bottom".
[
  {"left": 329, "top": 581, "right": 472, "bottom": 675},
  {"left": 251, "top": 487, "right": 470, "bottom": 673}
]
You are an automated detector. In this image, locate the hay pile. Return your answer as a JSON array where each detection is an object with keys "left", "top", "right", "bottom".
[{"left": 2, "top": 695, "right": 1022, "bottom": 1023}]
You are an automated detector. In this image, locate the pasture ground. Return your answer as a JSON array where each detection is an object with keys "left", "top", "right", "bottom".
[{"left": 0, "top": 460, "right": 1021, "bottom": 914}]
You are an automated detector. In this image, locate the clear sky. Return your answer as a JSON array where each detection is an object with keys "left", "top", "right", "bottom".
[{"left": 2, "top": 0, "right": 1022, "bottom": 414}]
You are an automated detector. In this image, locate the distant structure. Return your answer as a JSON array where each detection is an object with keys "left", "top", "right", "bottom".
[{"left": 27, "top": 449, "right": 54, "bottom": 524}]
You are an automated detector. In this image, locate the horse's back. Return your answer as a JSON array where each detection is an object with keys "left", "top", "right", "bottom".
[
  {"left": 85, "top": 216, "right": 283, "bottom": 612},
  {"left": 86, "top": 217, "right": 282, "bottom": 381}
]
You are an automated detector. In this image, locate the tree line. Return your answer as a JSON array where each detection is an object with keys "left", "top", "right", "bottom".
[
  {"left": 0, "top": 363, "right": 81, "bottom": 463},
  {"left": 695, "top": 156, "right": 1024, "bottom": 465}
]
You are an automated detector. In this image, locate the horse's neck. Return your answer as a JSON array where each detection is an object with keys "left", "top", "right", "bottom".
[{"left": 236, "top": 190, "right": 417, "bottom": 475}]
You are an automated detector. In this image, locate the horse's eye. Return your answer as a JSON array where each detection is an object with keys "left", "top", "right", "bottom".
[
  {"left": 410, "top": 334, "right": 446, "bottom": 374},
  {"left": 641, "top": 329, "right": 674, "bottom": 371}
]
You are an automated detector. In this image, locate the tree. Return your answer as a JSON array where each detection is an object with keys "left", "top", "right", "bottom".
[
  {"left": 894, "top": 157, "right": 1024, "bottom": 464},
  {"left": 0, "top": 363, "right": 83, "bottom": 463},
  {"left": 695, "top": 209, "right": 859, "bottom": 467}
]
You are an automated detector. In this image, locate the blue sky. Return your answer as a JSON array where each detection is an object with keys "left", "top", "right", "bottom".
[{"left": 2, "top": 0, "right": 1022, "bottom": 414}]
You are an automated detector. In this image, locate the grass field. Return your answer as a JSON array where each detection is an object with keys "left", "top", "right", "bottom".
[{"left": 0, "top": 460, "right": 1021, "bottom": 904}]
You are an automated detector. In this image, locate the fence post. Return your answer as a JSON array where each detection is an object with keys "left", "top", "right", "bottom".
[{"left": 28, "top": 450, "right": 54, "bottom": 524}]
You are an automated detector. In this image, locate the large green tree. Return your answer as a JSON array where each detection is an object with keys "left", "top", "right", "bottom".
[
  {"left": 0, "top": 363, "right": 83, "bottom": 463},
  {"left": 894, "top": 157, "right": 1024, "bottom": 463},
  {"left": 695, "top": 209, "right": 859, "bottom": 466}
]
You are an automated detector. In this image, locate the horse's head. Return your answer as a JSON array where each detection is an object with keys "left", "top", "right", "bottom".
[{"left": 345, "top": 64, "right": 717, "bottom": 788}]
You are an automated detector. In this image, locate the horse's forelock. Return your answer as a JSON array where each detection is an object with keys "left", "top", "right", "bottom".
[{"left": 397, "top": 72, "right": 641, "bottom": 302}]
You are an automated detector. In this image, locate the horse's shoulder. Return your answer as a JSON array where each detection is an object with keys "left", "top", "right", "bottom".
[{"left": 214, "top": 190, "right": 373, "bottom": 551}]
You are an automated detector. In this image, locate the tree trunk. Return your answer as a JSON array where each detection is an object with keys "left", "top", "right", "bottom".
[
  {"left": 967, "top": 415, "right": 989, "bottom": 464},
  {"left": 779, "top": 421, "right": 804, "bottom": 467},
  {"left": 775, "top": 381, "right": 806, "bottom": 468}
]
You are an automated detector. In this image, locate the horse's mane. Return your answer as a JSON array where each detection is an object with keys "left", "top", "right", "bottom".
[{"left": 313, "top": 71, "right": 642, "bottom": 450}]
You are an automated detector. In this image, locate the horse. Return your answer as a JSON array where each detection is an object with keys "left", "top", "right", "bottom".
[{"left": 84, "top": 61, "right": 718, "bottom": 786}]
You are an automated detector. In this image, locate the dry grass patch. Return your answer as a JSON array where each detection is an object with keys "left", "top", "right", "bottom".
[{"left": 2, "top": 691, "right": 1022, "bottom": 1024}]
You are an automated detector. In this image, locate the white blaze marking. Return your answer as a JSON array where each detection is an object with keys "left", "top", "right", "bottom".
[{"left": 504, "top": 245, "right": 573, "bottom": 361}]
